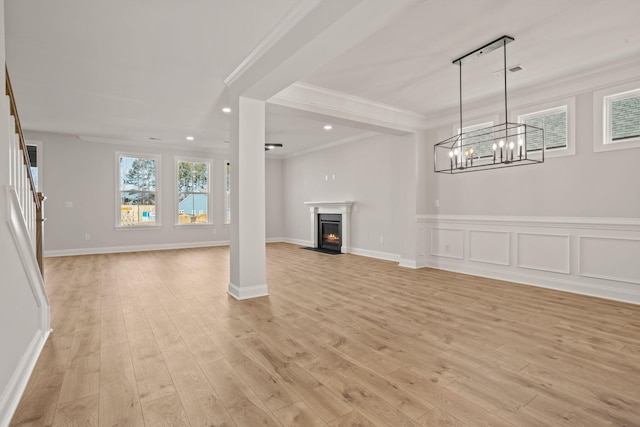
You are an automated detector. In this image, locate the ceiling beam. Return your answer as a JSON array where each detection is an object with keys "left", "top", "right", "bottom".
[{"left": 224, "top": 0, "right": 419, "bottom": 101}]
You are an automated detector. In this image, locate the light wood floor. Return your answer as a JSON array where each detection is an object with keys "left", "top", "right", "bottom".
[{"left": 10, "top": 243, "right": 640, "bottom": 426}]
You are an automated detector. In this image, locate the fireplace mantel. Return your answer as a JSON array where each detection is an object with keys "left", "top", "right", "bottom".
[{"left": 304, "top": 201, "right": 354, "bottom": 253}]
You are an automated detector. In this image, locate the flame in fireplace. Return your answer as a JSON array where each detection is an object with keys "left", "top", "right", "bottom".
[{"left": 326, "top": 233, "right": 340, "bottom": 243}]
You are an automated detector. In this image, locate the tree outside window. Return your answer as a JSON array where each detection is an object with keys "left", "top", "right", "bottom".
[
  {"left": 177, "top": 160, "right": 210, "bottom": 224},
  {"left": 119, "top": 155, "right": 158, "bottom": 226}
]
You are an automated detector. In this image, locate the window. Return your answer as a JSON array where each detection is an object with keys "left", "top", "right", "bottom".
[
  {"left": 594, "top": 82, "right": 640, "bottom": 153},
  {"left": 177, "top": 158, "right": 211, "bottom": 225},
  {"left": 606, "top": 89, "right": 640, "bottom": 144},
  {"left": 459, "top": 121, "right": 494, "bottom": 159},
  {"left": 117, "top": 153, "right": 159, "bottom": 227},
  {"left": 26, "top": 141, "right": 43, "bottom": 192},
  {"left": 518, "top": 106, "right": 568, "bottom": 152},
  {"left": 224, "top": 160, "right": 231, "bottom": 224},
  {"left": 513, "top": 97, "right": 575, "bottom": 158}
]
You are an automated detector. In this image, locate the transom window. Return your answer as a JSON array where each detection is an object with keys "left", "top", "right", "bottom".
[
  {"left": 518, "top": 106, "right": 568, "bottom": 152},
  {"left": 177, "top": 159, "right": 211, "bottom": 225},
  {"left": 605, "top": 88, "right": 640, "bottom": 144},
  {"left": 459, "top": 122, "right": 494, "bottom": 159},
  {"left": 117, "top": 153, "right": 159, "bottom": 227}
]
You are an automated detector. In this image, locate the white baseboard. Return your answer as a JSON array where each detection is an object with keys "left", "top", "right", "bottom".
[
  {"left": 422, "top": 258, "right": 640, "bottom": 305},
  {"left": 283, "top": 238, "right": 314, "bottom": 247},
  {"left": 44, "top": 240, "right": 231, "bottom": 257},
  {"left": 415, "top": 214, "right": 640, "bottom": 305},
  {"left": 350, "top": 247, "right": 400, "bottom": 262},
  {"left": 0, "top": 328, "right": 50, "bottom": 427},
  {"left": 266, "top": 237, "right": 285, "bottom": 243},
  {"left": 398, "top": 258, "right": 419, "bottom": 268},
  {"left": 227, "top": 282, "right": 269, "bottom": 300}
]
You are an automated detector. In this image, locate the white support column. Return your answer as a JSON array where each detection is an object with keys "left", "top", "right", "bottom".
[{"left": 228, "top": 96, "right": 269, "bottom": 300}]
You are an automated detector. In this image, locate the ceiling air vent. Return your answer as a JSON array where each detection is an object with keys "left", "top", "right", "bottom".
[{"left": 493, "top": 64, "right": 524, "bottom": 77}]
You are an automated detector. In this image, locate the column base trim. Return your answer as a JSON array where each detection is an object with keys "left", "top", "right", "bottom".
[{"left": 228, "top": 282, "right": 269, "bottom": 300}]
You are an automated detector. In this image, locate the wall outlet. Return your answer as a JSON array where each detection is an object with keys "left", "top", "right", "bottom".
[
  {"left": 379, "top": 236, "right": 384, "bottom": 244},
  {"left": 435, "top": 199, "right": 440, "bottom": 208},
  {"left": 212, "top": 228, "right": 217, "bottom": 235},
  {"left": 325, "top": 175, "right": 328, "bottom": 181},
  {"left": 65, "top": 201, "right": 73, "bottom": 208},
  {"left": 332, "top": 174, "right": 335, "bottom": 180},
  {"left": 84, "top": 234, "right": 91, "bottom": 241}
]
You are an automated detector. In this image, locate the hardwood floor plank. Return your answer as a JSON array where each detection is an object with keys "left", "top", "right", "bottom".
[
  {"left": 99, "top": 343, "right": 144, "bottom": 427},
  {"left": 11, "top": 243, "right": 640, "bottom": 427},
  {"left": 162, "top": 346, "right": 235, "bottom": 427},
  {"left": 140, "top": 393, "right": 191, "bottom": 427},
  {"left": 52, "top": 394, "right": 99, "bottom": 427},
  {"left": 200, "top": 358, "right": 281, "bottom": 427},
  {"left": 273, "top": 401, "right": 327, "bottom": 427},
  {"left": 9, "top": 364, "right": 66, "bottom": 426}
]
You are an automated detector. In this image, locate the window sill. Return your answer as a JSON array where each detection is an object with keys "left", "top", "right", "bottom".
[
  {"left": 174, "top": 223, "right": 214, "bottom": 229},
  {"left": 115, "top": 225, "right": 162, "bottom": 231}
]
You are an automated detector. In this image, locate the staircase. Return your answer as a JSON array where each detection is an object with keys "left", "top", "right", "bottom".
[
  {"left": 0, "top": 67, "right": 51, "bottom": 427},
  {"left": 5, "top": 66, "right": 44, "bottom": 273}
]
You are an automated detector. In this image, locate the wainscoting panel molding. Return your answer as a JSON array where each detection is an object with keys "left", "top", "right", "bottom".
[
  {"left": 579, "top": 236, "right": 640, "bottom": 285},
  {"left": 516, "top": 232, "right": 571, "bottom": 274},
  {"left": 469, "top": 230, "right": 510, "bottom": 266},
  {"left": 430, "top": 228, "right": 464, "bottom": 259},
  {"left": 415, "top": 215, "right": 640, "bottom": 305}
]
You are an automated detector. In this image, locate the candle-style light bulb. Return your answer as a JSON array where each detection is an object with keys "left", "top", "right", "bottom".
[
  {"left": 454, "top": 149, "right": 459, "bottom": 168},
  {"left": 449, "top": 150, "right": 454, "bottom": 171},
  {"left": 469, "top": 148, "right": 475, "bottom": 166},
  {"left": 492, "top": 143, "right": 497, "bottom": 163},
  {"left": 518, "top": 140, "right": 523, "bottom": 160},
  {"left": 509, "top": 141, "right": 515, "bottom": 161},
  {"left": 499, "top": 140, "right": 504, "bottom": 162}
]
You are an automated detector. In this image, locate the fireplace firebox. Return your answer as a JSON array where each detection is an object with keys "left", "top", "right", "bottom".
[{"left": 318, "top": 214, "right": 342, "bottom": 252}]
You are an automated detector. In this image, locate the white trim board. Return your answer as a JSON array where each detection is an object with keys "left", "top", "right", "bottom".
[
  {"left": 414, "top": 214, "right": 640, "bottom": 305},
  {"left": 44, "top": 240, "right": 231, "bottom": 258},
  {"left": 0, "top": 329, "right": 50, "bottom": 427}
]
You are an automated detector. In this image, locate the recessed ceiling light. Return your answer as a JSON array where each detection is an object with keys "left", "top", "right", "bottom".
[
  {"left": 324, "top": 124, "right": 333, "bottom": 130},
  {"left": 186, "top": 136, "right": 194, "bottom": 141},
  {"left": 222, "top": 107, "right": 231, "bottom": 113}
]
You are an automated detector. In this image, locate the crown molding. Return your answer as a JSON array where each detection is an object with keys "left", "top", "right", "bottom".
[
  {"left": 270, "top": 82, "right": 428, "bottom": 133},
  {"left": 224, "top": 0, "right": 322, "bottom": 88},
  {"left": 281, "top": 131, "right": 378, "bottom": 159},
  {"left": 426, "top": 57, "right": 640, "bottom": 129}
]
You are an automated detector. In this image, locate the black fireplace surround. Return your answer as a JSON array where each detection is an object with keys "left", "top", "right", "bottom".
[{"left": 318, "top": 213, "right": 342, "bottom": 253}]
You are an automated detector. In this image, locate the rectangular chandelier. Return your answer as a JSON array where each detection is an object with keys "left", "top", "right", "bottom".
[
  {"left": 434, "top": 36, "right": 545, "bottom": 174},
  {"left": 434, "top": 122, "right": 544, "bottom": 173}
]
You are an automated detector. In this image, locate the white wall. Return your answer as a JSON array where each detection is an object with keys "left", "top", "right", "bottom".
[
  {"left": 265, "top": 157, "right": 284, "bottom": 240},
  {"left": 25, "top": 131, "right": 284, "bottom": 255},
  {"left": 1, "top": 3, "right": 51, "bottom": 423},
  {"left": 429, "top": 90, "right": 640, "bottom": 218},
  {"left": 417, "top": 70, "right": 640, "bottom": 304},
  {"left": 282, "top": 133, "right": 415, "bottom": 260}
]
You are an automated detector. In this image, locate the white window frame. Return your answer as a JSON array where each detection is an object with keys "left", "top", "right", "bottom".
[
  {"left": 224, "top": 160, "right": 231, "bottom": 225},
  {"left": 512, "top": 97, "right": 575, "bottom": 158},
  {"left": 175, "top": 156, "right": 213, "bottom": 227},
  {"left": 594, "top": 82, "right": 640, "bottom": 152},
  {"left": 115, "top": 152, "right": 161, "bottom": 230}
]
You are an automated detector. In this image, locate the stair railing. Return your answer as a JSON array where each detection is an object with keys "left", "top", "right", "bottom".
[{"left": 5, "top": 66, "right": 44, "bottom": 275}]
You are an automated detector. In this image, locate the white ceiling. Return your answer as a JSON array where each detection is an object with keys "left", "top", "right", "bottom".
[{"left": 5, "top": 0, "right": 640, "bottom": 157}]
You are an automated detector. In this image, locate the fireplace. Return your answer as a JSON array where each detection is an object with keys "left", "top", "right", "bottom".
[
  {"left": 304, "top": 201, "right": 353, "bottom": 253},
  {"left": 318, "top": 214, "right": 342, "bottom": 252}
]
